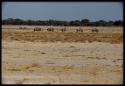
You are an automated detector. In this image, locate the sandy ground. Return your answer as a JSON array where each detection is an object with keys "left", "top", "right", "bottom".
[
  {"left": 2, "top": 40, "right": 123, "bottom": 84},
  {"left": 2, "top": 27, "right": 123, "bottom": 84}
]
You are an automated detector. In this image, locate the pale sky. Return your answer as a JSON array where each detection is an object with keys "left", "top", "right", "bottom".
[{"left": 2, "top": 2, "right": 123, "bottom": 21}]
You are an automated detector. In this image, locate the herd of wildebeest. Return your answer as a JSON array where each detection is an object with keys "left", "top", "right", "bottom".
[{"left": 19, "top": 26, "right": 99, "bottom": 32}]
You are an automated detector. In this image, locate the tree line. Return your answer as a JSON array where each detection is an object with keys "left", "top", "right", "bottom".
[{"left": 2, "top": 18, "right": 123, "bottom": 26}]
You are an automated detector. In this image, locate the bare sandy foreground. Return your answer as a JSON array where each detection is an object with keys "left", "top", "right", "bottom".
[{"left": 2, "top": 40, "right": 123, "bottom": 84}]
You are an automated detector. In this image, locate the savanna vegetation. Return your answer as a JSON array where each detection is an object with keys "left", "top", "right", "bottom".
[{"left": 2, "top": 18, "right": 123, "bottom": 26}]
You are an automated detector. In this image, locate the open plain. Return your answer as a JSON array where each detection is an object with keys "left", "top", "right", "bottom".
[{"left": 2, "top": 26, "right": 123, "bottom": 84}]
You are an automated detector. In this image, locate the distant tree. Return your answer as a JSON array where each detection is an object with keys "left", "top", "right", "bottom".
[
  {"left": 2, "top": 18, "right": 123, "bottom": 26},
  {"left": 74, "top": 20, "right": 81, "bottom": 26},
  {"left": 13, "top": 18, "right": 23, "bottom": 25},
  {"left": 81, "top": 19, "right": 90, "bottom": 26},
  {"left": 26, "top": 20, "right": 34, "bottom": 25},
  {"left": 95, "top": 20, "right": 106, "bottom": 26},
  {"left": 69, "top": 21, "right": 75, "bottom": 26},
  {"left": 113, "top": 20, "right": 123, "bottom": 26},
  {"left": 3, "top": 18, "right": 14, "bottom": 25},
  {"left": 106, "top": 21, "right": 114, "bottom": 26}
]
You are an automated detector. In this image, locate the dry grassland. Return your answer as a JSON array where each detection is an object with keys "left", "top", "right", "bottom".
[{"left": 2, "top": 26, "right": 123, "bottom": 84}]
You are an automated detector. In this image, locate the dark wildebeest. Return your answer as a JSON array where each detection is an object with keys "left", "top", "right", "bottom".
[
  {"left": 19, "top": 27, "right": 27, "bottom": 30},
  {"left": 47, "top": 28, "right": 54, "bottom": 32},
  {"left": 76, "top": 27, "right": 83, "bottom": 32},
  {"left": 61, "top": 27, "right": 66, "bottom": 32},
  {"left": 91, "top": 28, "right": 99, "bottom": 33},
  {"left": 34, "top": 27, "right": 41, "bottom": 31}
]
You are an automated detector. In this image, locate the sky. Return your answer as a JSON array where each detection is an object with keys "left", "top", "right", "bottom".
[{"left": 2, "top": 2, "right": 123, "bottom": 21}]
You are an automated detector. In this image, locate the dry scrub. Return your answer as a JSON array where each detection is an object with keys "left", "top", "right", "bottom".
[
  {"left": 2, "top": 27, "right": 123, "bottom": 84},
  {"left": 2, "top": 29, "right": 123, "bottom": 43}
]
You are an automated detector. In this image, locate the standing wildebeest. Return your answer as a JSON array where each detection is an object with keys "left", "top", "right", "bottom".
[
  {"left": 61, "top": 27, "right": 66, "bottom": 32},
  {"left": 34, "top": 27, "right": 41, "bottom": 31},
  {"left": 47, "top": 28, "right": 54, "bottom": 32},
  {"left": 91, "top": 28, "right": 99, "bottom": 33},
  {"left": 19, "top": 27, "right": 27, "bottom": 30},
  {"left": 76, "top": 27, "right": 83, "bottom": 32}
]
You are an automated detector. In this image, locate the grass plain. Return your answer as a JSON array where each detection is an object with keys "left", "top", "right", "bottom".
[{"left": 2, "top": 25, "right": 123, "bottom": 84}]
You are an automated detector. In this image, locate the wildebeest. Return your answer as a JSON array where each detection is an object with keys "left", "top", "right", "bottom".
[
  {"left": 47, "top": 28, "right": 54, "bottom": 32},
  {"left": 60, "top": 27, "right": 66, "bottom": 32},
  {"left": 76, "top": 27, "right": 83, "bottom": 32},
  {"left": 34, "top": 27, "right": 41, "bottom": 31},
  {"left": 19, "top": 27, "right": 27, "bottom": 30},
  {"left": 91, "top": 28, "right": 99, "bottom": 33}
]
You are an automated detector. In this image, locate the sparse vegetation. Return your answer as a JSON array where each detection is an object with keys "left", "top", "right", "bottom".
[
  {"left": 2, "top": 18, "right": 123, "bottom": 26},
  {"left": 69, "top": 46, "right": 75, "bottom": 48},
  {"left": 2, "top": 28, "right": 123, "bottom": 43},
  {"left": 2, "top": 26, "right": 123, "bottom": 84}
]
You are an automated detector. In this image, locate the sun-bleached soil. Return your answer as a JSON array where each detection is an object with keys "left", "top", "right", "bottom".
[{"left": 2, "top": 26, "right": 123, "bottom": 84}]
